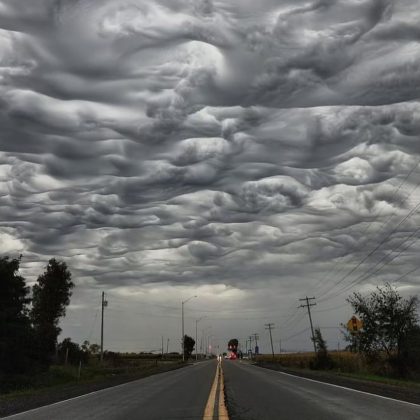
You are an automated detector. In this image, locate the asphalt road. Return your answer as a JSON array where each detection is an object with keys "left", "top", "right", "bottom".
[
  {"left": 5, "top": 361, "right": 216, "bottom": 420},
  {"left": 223, "top": 360, "right": 420, "bottom": 420},
  {"left": 6, "top": 360, "right": 420, "bottom": 420}
]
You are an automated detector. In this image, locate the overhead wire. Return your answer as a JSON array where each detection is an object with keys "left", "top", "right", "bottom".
[
  {"left": 282, "top": 327, "right": 310, "bottom": 342},
  {"left": 312, "top": 157, "right": 420, "bottom": 301},
  {"left": 311, "top": 157, "right": 420, "bottom": 296},
  {"left": 319, "top": 225, "right": 420, "bottom": 303},
  {"left": 316, "top": 197, "right": 420, "bottom": 303}
]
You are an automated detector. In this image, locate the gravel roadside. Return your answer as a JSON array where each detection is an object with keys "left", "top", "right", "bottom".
[{"left": 256, "top": 361, "right": 420, "bottom": 406}]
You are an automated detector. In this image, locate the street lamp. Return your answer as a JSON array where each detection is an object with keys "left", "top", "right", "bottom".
[
  {"left": 201, "top": 326, "right": 212, "bottom": 357},
  {"left": 195, "top": 316, "right": 206, "bottom": 361},
  {"left": 182, "top": 295, "right": 197, "bottom": 362},
  {"left": 207, "top": 334, "right": 214, "bottom": 357}
]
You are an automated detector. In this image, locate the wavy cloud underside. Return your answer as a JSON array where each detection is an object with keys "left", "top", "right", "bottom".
[{"left": 1, "top": 0, "right": 420, "bottom": 349}]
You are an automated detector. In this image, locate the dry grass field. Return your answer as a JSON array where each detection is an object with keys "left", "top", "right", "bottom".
[{"left": 256, "top": 351, "right": 367, "bottom": 373}]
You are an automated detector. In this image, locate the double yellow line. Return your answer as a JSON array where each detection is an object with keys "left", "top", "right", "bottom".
[{"left": 203, "top": 361, "right": 229, "bottom": 419}]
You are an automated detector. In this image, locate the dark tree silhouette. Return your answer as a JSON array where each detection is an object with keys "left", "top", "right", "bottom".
[
  {"left": 311, "top": 327, "right": 333, "bottom": 369},
  {"left": 0, "top": 256, "right": 33, "bottom": 374},
  {"left": 183, "top": 335, "right": 195, "bottom": 360},
  {"left": 31, "top": 258, "right": 74, "bottom": 368}
]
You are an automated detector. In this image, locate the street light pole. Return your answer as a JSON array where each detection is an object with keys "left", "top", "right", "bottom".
[
  {"left": 182, "top": 295, "right": 197, "bottom": 362},
  {"left": 207, "top": 334, "right": 214, "bottom": 356},
  {"left": 195, "top": 316, "right": 206, "bottom": 361},
  {"left": 202, "top": 326, "right": 211, "bottom": 358}
]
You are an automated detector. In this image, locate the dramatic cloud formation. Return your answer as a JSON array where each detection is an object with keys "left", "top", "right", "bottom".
[{"left": 1, "top": 0, "right": 420, "bottom": 352}]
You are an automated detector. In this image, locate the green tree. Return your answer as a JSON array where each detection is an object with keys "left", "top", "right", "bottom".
[
  {"left": 347, "top": 283, "right": 418, "bottom": 363},
  {"left": 31, "top": 258, "right": 74, "bottom": 368},
  {"left": 57, "top": 338, "right": 88, "bottom": 365},
  {"left": 183, "top": 335, "right": 195, "bottom": 360},
  {"left": 399, "top": 326, "right": 420, "bottom": 376},
  {"left": 311, "top": 327, "right": 333, "bottom": 369},
  {"left": 89, "top": 343, "right": 100, "bottom": 355},
  {"left": 0, "top": 256, "right": 33, "bottom": 374}
]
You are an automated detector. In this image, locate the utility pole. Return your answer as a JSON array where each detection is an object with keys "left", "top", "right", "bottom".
[
  {"left": 207, "top": 334, "right": 214, "bottom": 356},
  {"left": 167, "top": 338, "right": 170, "bottom": 355},
  {"left": 299, "top": 296, "right": 317, "bottom": 353},
  {"left": 195, "top": 317, "right": 205, "bottom": 361},
  {"left": 265, "top": 323, "right": 275, "bottom": 358},
  {"left": 252, "top": 333, "right": 259, "bottom": 355},
  {"left": 195, "top": 320, "right": 198, "bottom": 360},
  {"left": 100, "top": 291, "right": 108, "bottom": 363},
  {"left": 161, "top": 336, "right": 164, "bottom": 358},
  {"left": 202, "top": 326, "right": 211, "bottom": 358}
]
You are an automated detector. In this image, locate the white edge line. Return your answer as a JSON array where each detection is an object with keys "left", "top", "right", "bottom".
[
  {"left": 3, "top": 365, "right": 192, "bottom": 419},
  {"left": 3, "top": 380, "right": 135, "bottom": 419},
  {"left": 252, "top": 364, "right": 420, "bottom": 409}
]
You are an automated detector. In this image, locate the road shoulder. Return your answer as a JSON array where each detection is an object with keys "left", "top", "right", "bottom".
[{"left": 255, "top": 362, "right": 420, "bottom": 406}]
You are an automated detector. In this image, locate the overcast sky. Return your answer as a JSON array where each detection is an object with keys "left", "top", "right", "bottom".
[{"left": 1, "top": 0, "right": 420, "bottom": 353}]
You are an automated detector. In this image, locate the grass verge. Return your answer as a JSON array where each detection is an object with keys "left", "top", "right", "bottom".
[
  {"left": 1, "top": 361, "right": 184, "bottom": 401},
  {"left": 255, "top": 360, "right": 420, "bottom": 390}
]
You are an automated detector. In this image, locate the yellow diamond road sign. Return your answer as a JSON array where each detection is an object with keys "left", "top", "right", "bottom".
[{"left": 347, "top": 316, "right": 363, "bottom": 332}]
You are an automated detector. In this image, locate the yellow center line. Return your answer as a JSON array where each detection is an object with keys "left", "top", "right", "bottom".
[
  {"left": 203, "top": 362, "right": 220, "bottom": 419},
  {"left": 203, "top": 361, "right": 230, "bottom": 420},
  {"left": 218, "top": 362, "right": 229, "bottom": 419}
]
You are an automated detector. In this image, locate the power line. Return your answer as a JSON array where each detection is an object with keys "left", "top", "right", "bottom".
[
  {"left": 311, "top": 158, "right": 420, "bottom": 296},
  {"left": 108, "top": 293, "right": 299, "bottom": 316},
  {"left": 319, "top": 221, "right": 420, "bottom": 303},
  {"left": 282, "top": 327, "right": 310, "bottom": 342},
  {"left": 317, "top": 198, "right": 420, "bottom": 302},
  {"left": 322, "top": 228, "right": 420, "bottom": 301}
]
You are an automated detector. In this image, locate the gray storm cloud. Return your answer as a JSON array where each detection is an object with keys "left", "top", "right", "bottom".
[{"left": 1, "top": 0, "right": 420, "bottom": 350}]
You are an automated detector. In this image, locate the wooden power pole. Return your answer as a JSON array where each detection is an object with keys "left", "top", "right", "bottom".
[
  {"left": 265, "top": 323, "right": 275, "bottom": 358},
  {"left": 100, "top": 291, "right": 108, "bottom": 363},
  {"left": 299, "top": 296, "right": 317, "bottom": 353}
]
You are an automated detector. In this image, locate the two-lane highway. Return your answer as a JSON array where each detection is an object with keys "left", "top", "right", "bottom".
[{"left": 5, "top": 360, "right": 420, "bottom": 419}]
